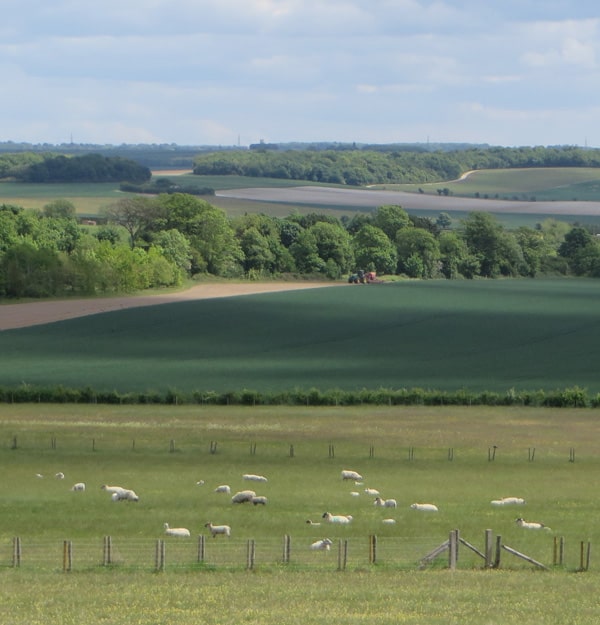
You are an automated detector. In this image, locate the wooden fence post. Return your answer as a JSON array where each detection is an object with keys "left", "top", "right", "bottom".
[
  {"left": 493, "top": 535, "right": 502, "bottom": 568},
  {"left": 528, "top": 447, "right": 535, "bottom": 462},
  {"left": 197, "top": 535, "right": 205, "bottom": 563},
  {"left": 11, "top": 436, "right": 17, "bottom": 450},
  {"left": 155, "top": 539, "right": 165, "bottom": 571},
  {"left": 210, "top": 441, "right": 218, "bottom": 454},
  {"left": 12, "top": 537, "right": 21, "bottom": 568},
  {"left": 169, "top": 439, "right": 175, "bottom": 453},
  {"left": 369, "top": 445, "right": 375, "bottom": 459},
  {"left": 448, "top": 530, "right": 458, "bottom": 570},
  {"left": 283, "top": 534, "right": 291, "bottom": 564},
  {"left": 289, "top": 444, "right": 294, "bottom": 458},
  {"left": 103, "top": 535, "right": 112, "bottom": 566},
  {"left": 63, "top": 540, "right": 72, "bottom": 572},
  {"left": 328, "top": 444, "right": 335, "bottom": 459},
  {"left": 484, "top": 529, "right": 493, "bottom": 568},
  {"left": 246, "top": 539, "right": 255, "bottom": 570},
  {"left": 569, "top": 448, "right": 575, "bottom": 463},
  {"left": 369, "top": 535, "right": 377, "bottom": 564},
  {"left": 447, "top": 448, "right": 454, "bottom": 461},
  {"left": 337, "top": 539, "right": 347, "bottom": 571}
]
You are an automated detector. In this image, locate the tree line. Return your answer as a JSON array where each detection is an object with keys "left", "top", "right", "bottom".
[
  {"left": 193, "top": 145, "right": 600, "bottom": 186},
  {"left": 1, "top": 193, "right": 599, "bottom": 299}
]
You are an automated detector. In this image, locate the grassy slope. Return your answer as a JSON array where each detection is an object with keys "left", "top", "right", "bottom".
[{"left": 1, "top": 279, "right": 599, "bottom": 394}]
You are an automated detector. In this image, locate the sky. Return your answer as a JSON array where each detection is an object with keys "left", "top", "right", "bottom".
[{"left": 1, "top": 0, "right": 600, "bottom": 148}]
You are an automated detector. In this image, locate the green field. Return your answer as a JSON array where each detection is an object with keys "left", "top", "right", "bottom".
[
  {"left": 1, "top": 279, "right": 599, "bottom": 395},
  {"left": 2, "top": 404, "right": 600, "bottom": 624}
]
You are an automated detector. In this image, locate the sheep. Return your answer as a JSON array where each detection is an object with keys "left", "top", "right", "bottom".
[
  {"left": 35, "top": 473, "right": 44, "bottom": 479},
  {"left": 164, "top": 523, "right": 190, "bottom": 537},
  {"left": 341, "top": 470, "right": 363, "bottom": 481},
  {"left": 374, "top": 497, "right": 397, "bottom": 508},
  {"left": 231, "top": 490, "right": 256, "bottom": 504},
  {"left": 101, "top": 484, "right": 126, "bottom": 495},
  {"left": 306, "top": 519, "right": 322, "bottom": 526},
  {"left": 382, "top": 518, "right": 396, "bottom": 525},
  {"left": 243, "top": 474, "right": 268, "bottom": 482},
  {"left": 310, "top": 538, "right": 333, "bottom": 551},
  {"left": 410, "top": 503, "right": 438, "bottom": 512},
  {"left": 491, "top": 497, "right": 525, "bottom": 505},
  {"left": 204, "top": 522, "right": 231, "bottom": 538},
  {"left": 196, "top": 480, "right": 205, "bottom": 486},
  {"left": 214, "top": 484, "right": 231, "bottom": 494},
  {"left": 364, "top": 488, "right": 380, "bottom": 496},
  {"left": 251, "top": 495, "right": 268, "bottom": 505},
  {"left": 111, "top": 488, "right": 139, "bottom": 502},
  {"left": 322, "top": 512, "right": 353, "bottom": 524},
  {"left": 350, "top": 491, "right": 360, "bottom": 497},
  {"left": 55, "top": 472, "right": 65, "bottom": 480},
  {"left": 515, "top": 517, "right": 550, "bottom": 530},
  {"left": 71, "top": 482, "right": 86, "bottom": 492}
]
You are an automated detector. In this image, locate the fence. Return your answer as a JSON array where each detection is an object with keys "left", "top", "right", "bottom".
[{"left": 1, "top": 531, "right": 592, "bottom": 574}]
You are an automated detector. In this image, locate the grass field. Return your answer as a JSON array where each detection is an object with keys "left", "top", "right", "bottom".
[
  {"left": 1, "top": 278, "right": 599, "bottom": 395},
  {"left": 2, "top": 404, "right": 600, "bottom": 624}
]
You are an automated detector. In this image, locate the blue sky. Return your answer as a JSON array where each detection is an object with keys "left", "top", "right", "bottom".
[{"left": 1, "top": 0, "right": 599, "bottom": 147}]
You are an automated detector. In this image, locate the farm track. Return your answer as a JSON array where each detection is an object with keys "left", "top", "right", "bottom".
[
  {"left": 216, "top": 185, "right": 600, "bottom": 216},
  {"left": 0, "top": 281, "right": 339, "bottom": 330}
]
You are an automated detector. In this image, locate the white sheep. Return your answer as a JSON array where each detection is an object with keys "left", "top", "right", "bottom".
[
  {"left": 491, "top": 497, "right": 526, "bottom": 506},
  {"left": 214, "top": 484, "right": 231, "bottom": 494},
  {"left": 101, "top": 484, "right": 126, "bottom": 495},
  {"left": 341, "top": 469, "right": 363, "bottom": 481},
  {"left": 515, "top": 517, "right": 550, "bottom": 530},
  {"left": 310, "top": 538, "right": 333, "bottom": 551},
  {"left": 364, "top": 488, "right": 380, "bottom": 496},
  {"left": 204, "top": 522, "right": 231, "bottom": 538},
  {"left": 251, "top": 495, "right": 268, "bottom": 505},
  {"left": 410, "top": 503, "right": 438, "bottom": 512},
  {"left": 350, "top": 491, "right": 360, "bottom": 497},
  {"left": 55, "top": 472, "right": 65, "bottom": 480},
  {"left": 35, "top": 473, "right": 44, "bottom": 479},
  {"left": 382, "top": 518, "right": 396, "bottom": 525},
  {"left": 196, "top": 480, "right": 205, "bottom": 486},
  {"left": 243, "top": 474, "right": 268, "bottom": 482},
  {"left": 374, "top": 497, "right": 397, "bottom": 508},
  {"left": 231, "top": 489, "right": 256, "bottom": 504},
  {"left": 322, "top": 512, "right": 353, "bottom": 524},
  {"left": 71, "top": 482, "right": 86, "bottom": 492},
  {"left": 111, "top": 488, "right": 139, "bottom": 502},
  {"left": 164, "top": 523, "right": 190, "bottom": 537}
]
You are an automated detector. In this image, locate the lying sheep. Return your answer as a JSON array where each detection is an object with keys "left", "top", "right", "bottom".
[
  {"left": 382, "top": 518, "right": 396, "bottom": 525},
  {"left": 374, "top": 497, "right": 397, "bottom": 508},
  {"left": 164, "top": 523, "right": 190, "bottom": 537},
  {"left": 515, "top": 517, "right": 551, "bottom": 530},
  {"left": 231, "top": 490, "right": 256, "bottom": 504},
  {"left": 491, "top": 497, "right": 526, "bottom": 506},
  {"left": 205, "top": 522, "right": 231, "bottom": 538},
  {"left": 310, "top": 538, "right": 333, "bottom": 551},
  {"left": 214, "top": 485, "right": 231, "bottom": 494},
  {"left": 410, "top": 503, "right": 438, "bottom": 512},
  {"left": 341, "top": 470, "right": 363, "bottom": 481},
  {"left": 243, "top": 474, "right": 268, "bottom": 482},
  {"left": 322, "top": 512, "right": 353, "bottom": 524},
  {"left": 364, "top": 488, "right": 380, "bottom": 496}
]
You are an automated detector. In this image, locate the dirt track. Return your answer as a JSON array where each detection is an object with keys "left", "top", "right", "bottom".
[{"left": 0, "top": 282, "right": 337, "bottom": 331}]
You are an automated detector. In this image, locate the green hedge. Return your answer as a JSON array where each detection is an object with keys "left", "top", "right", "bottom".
[{"left": 0, "top": 384, "right": 596, "bottom": 408}]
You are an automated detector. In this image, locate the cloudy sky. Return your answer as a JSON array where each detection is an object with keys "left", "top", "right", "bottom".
[{"left": 2, "top": 0, "right": 599, "bottom": 147}]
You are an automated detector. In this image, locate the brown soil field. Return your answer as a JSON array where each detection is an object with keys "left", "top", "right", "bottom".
[{"left": 0, "top": 282, "right": 339, "bottom": 331}]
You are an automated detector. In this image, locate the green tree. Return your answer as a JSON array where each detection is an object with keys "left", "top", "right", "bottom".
[
  {"left": 308, "top": 221, "right": 354, "bottom": 278},
  {"left": 438, "top": 230, "right": 469, "bottom": 279},
  {"left": 352, "top": 225, "right": 397, "bottom": 274},
  {"left": 152, "top": 229, "right": 192, "bottom": 278},
  {"left": 462, "top": 212, "right": 515, "bottom": 278},
  {"left": 372, "top": 205, "right": 411, "bottom": 240},
  {"left": 43, "top": 199, "right": 76, "bottom": 219},
  {"left": 396, "top": 228, "right": 440, "bottom": 278},
  {"left": 103, "top": 197, "right": 159, "bottom": 249}
]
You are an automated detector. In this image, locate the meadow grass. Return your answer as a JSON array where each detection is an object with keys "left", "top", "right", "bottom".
[
  {"left": 2, "top": 404, "right": 600, "bottom": 624},
  {"left": 2, "top": 278, "right": 600, "bottom": 395}
]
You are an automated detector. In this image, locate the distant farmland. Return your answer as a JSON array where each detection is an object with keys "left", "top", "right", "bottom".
[{"left": 1, "top": 278, "right": 599, "bottom": 395}]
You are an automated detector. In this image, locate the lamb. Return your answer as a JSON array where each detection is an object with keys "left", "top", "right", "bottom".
[
  {"left": 374, "top": 497, "right": 397, "bottom": 508},
  {"left": 322, "top": 512, "right": 353, "bottom": 524},
  {"left": 491, "top": 497, "right": 526, "bottom": 506},
  {"left": 243, "top": 474, "right": 268, "bottom": 482},
  {"left": 515, "top": 517, "right": 551, "bottom": 530},
  {"left": 55, "top": 472, "right": 65, "bottom": 480},
  {"left": 310, "top": 538, "right": 333, "bottom": 551},
  {"left": 231, "top": 490, "right": 256, "bottom": 504},
  {"left": 164, "top": 523, "right": 190, "bottom": 537},
  {"left": 196, "top": 480, "right": 205, "bottom": 486},
  {"left": 111, "top": 488, "right": 139, "bottom": 502},
  {"left": 341, "top": 470, "right": 363, "bottom": 481},
  {"left": 251, "top": 495, "right": 268, "bottom": 505},
  {"left": 410, "top": 503, "right": 438, "bottom": 512},
  {"left": 350, "top": 491, "right": 360, "bottom": 497},
  {"left": 204, "top": 522, "right": 231, "bottom": 538},
  {"left": 71, "top": 482, "right": 86, "bottom": 492},
  {"left": 214, "top": 484, "right": 231, "bottom": 494},
  {"left": 382, "top": 518, "right": 396, "bottom": 525},
  {"left": 364, "top": 488, "right": 380, "bottom": 496}
]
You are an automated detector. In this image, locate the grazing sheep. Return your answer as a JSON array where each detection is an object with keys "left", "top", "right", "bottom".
[
  {"left": 382, "top": 518, "right": 396, "bottom": 525},
  {"left": 243, "top": 474, "right": 268, "bottom": 482},
  {"left": 111, "top": 488, "right": 139, "bottom": 502},
  {"left": 310, "top": 538, "right": 333, "bottom": 551},
  {"left": 364, "top": 488, "right": 380, "bottom": 496},
  {"left": 492, "top": 497, "right": 526, "bottom": 505},
  {"left": 101, "top": 484, "right": 126, "bottom": 495},
  {"left": 306, "top": 519, "right": 322, "bottom": 526},
  {"left": 516, "top": 517, "right": 550, "bottom": 530},
  {"left": 322, "top": 512, "right": 353, "bottom": 524},
  {"left": 410, "top": 503, "right": 438, "bottom": 512},
  {"left": 214, "top": 484, "right": 231, "bottom": 494},
  {"left": 231, "top": 490, "right": 256, "bottom": 504},
  {"left": 164, "top": 523, "right": 190, "bottom": 537},
  {"left": 341, "top": 470, "right": 363, "bottom": 481},
  {"left": 71, "top": 482, "right": 86, "bottom": 492},
  {"left": 251, "top": 495, "right": 268, "bottom": 505},
  {"left": 205, "top": 522, "right": 231, "bottom": 538},
  {"left": 374, "top": 497, "right": 397, "bottom": 508},
  {"left": 55, "top": 472, "right": 65, "bottom": 480}
]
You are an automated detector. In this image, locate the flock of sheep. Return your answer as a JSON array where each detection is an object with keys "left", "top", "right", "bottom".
[{"left": 37, "top": 466, "right": 550, "bottom": 550}]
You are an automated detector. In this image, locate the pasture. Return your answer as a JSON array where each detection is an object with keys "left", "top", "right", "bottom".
[
  {"left": 1, "top": 278, "right": 600, "bottom": 395},
  {"left": 2, "top": 404, "right": 600, "bottom": 624}
]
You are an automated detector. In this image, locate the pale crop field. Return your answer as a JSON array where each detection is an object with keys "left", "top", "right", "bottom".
[{"left": 2, "top": 404, "right": 600, "bottom": 624}]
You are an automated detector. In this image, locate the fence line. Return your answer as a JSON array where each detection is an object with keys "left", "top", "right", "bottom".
[{"left": 1, "top": 532, "right": 590, "bottom": 574}]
